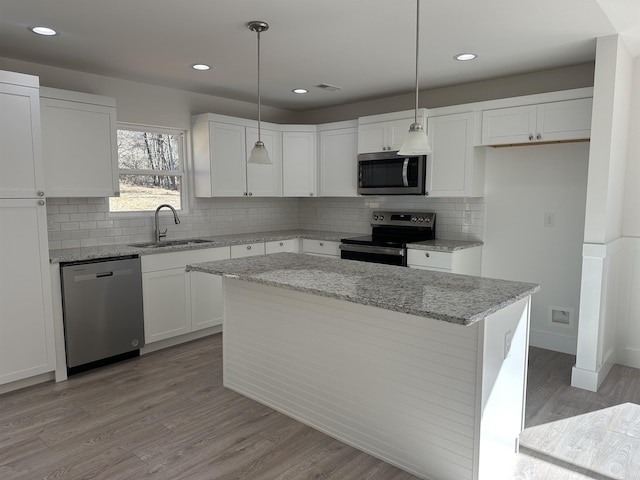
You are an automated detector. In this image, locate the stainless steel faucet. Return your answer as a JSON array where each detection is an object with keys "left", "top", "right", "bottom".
[{"left": 154, "top": 204, "right": 180, "bottom": 242}]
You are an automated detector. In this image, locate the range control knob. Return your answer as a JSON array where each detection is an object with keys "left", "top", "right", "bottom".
[
  {"left": 411, "top": 217, "right": 417, "bottom": 222},
  {"left": 425, "top": 217, "right": 431, "bottom": 223},
  {"left": 418, "top": 217, "right": 424, "bottom": 222},
  {"left": 379, "top": 215, "right": 384, "bottom": 221},
  {"left": 373, "top": 215, "right": 379, "bottom": 221}
]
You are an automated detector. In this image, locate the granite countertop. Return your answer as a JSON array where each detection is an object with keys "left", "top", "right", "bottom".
[
  {"left": 48, "top": 230, "right": 353, "bottom": 263},
  {"left": 407, "top": 239, "right": 484, "bottom": 251},
  {"left": 49, "top": 229, "right": 484, "bottom": 263},
  {"left": 188, "top": 252, "right": 539, "bottom": 326}
]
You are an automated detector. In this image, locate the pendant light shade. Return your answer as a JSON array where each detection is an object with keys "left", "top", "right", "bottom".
[
  {"left": 398, "top": 0, "right": 432, "bottom": 156},
  {"left": 247, "top": 20, "right": 272, "bottom": 164}
]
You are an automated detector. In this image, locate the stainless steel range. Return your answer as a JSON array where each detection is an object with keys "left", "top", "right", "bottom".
[{"left": 339, "top": 211, "right": 436, "bottom": 266}]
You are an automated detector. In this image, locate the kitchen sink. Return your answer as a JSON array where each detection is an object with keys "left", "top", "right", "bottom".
[{"left": 128, "top": 239, "right": 213, "bottom": 248}]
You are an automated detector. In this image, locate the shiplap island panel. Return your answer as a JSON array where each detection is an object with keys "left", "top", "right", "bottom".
[{"left": 189, "top": 254, "right": 538, "bottom": 480}]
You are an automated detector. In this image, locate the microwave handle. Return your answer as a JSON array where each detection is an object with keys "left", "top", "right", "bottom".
[{"left": 402, "top": 158, "right": 410, "bottom": 187}]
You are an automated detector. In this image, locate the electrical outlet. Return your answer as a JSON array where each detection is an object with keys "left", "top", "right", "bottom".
[
  {"left": 504, "top": 330, "right": 513, "bottom": 359},
  {"left": 544, "top": 212, "right": 555, "bottom": 228},
  {"left": 464, "top": 210, "right": 473, "bottom": 225}
]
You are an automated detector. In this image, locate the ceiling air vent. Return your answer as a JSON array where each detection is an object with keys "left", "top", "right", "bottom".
[{"left": 315, "top": 83, "right": 342, "bottom": 92}]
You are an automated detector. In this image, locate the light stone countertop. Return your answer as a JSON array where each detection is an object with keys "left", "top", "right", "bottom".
[
  {"left": 48, "top": 230, "right": 353, "bottom": 263},
  {"left": 407, "top": 239, "right": 484, "bottom": 251},
  {"left": 188, "top": 252, "right": 539, "bottom": 326},
  {"left": 49, "top": 229, "right": 483, "bottom": 263}
]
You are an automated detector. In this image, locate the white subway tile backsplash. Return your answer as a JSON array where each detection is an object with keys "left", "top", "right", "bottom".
[{"left": 47, "top": 195, "right": 485, "bottom": 246}]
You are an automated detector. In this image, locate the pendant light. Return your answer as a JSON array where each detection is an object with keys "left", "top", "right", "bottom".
[
  {"left": 247, "top": 20, "right": 272, "bottom": 164},
  {"left": 398, "top": 0, "right": 432, "bottom": 156}
]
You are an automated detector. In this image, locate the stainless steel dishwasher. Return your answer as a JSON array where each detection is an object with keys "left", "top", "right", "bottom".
[{"left": 60, "top": 255, "right": 144, "bottom": 373}]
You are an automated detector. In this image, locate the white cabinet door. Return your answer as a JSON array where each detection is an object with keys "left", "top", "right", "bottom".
[
  {"left": 357, "top": 122, "right": 388, "bottom": 153},
  {"left": 142, "top": 267, "right": 191, "bottom": 343},
  {"left": 282, "top": 130, "right": 317, "bottom": 197},
  {"left": 302, "top": 239, "right": 341, "bottom": 257},
  {"left": 536, "top": 98, "right": 593, "bottom": 142},
  {"left": 407, "top": 246, "right": 482, "bottom": 275},
  {"left": 231, "top": 242, "right": 266, "bottom": 258},
  {"left": 427, "top": 112, "right": 484, "bottom": 197},
  {"left": 318, "top": 126, "right": 358, "bottom": 197},
  {"left": 0, "top": 76, "right": 45, "bottom": 198},
  {"left": 40, "top": 88, "right": 119, "bottom": 197},
  {"left": 357, "top": 119, "right": 412, "bottom": 154},
  {"left": 193, "top": 121, "right": 246, "bottom": 197},
  {"left": 189, "top": 246, "right": 230, "bottom": 331},
  {"left": 0, "top": 199, "right": 56, "bottom": 385},
  {"left": 245, "top": 127, "right": 282, "bottom": 197},
  {"left": 265, "top": 238, "right": 300, "bottom": 254},
  {"left": 481, "top": 98, "right": 592, "bottom": 146},
  {"left": 387, "top": 118, "right": 412, "bottom": 151},
  {"left": 190, "top": 271, "right": 223, "bottom": 330},
  {"left": 481, "top": 105, "right": 536, "bottom": 145}
]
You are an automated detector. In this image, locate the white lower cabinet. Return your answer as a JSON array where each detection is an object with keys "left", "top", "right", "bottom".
[
  {"left": 407, "top": 246, "right": 482, "bottom": 275},
  {"left": 141, "top": 247, "right": 230, "bottom": 343},
  {"left": 266, "top": 238, "right": 300, "bottom": 254},
  {"left": 0, "top": 199, "right": 56, "bottom": 386},
  {"left": 190, "top": 271, "right": 223, "bottom": 331},
  {"left": 302, "top": 239, "right": 341, "bottom": 257},
  {"left": 231, "top": 242, "right": 266, "bottom": 258}
]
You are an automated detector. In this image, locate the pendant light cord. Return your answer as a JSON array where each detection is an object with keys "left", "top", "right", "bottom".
[
  {"left": 257, "top": 29, "right": 262, "bottom": 143},
  {"left": 414, "top": 0, "right": 420, "bottom": 125}
]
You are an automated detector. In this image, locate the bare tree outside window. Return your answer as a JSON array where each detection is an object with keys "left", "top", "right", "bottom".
[{"left": 109, "top": 127, "right": 185, "bottom": 212}]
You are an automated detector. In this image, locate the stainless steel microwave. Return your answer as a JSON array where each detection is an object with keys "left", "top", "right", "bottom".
[{"left": 357, "top": 151, "right": 427, "bottom": 195}]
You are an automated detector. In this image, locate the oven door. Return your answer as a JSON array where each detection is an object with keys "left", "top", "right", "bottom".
[
  {"left": 339, "top": 244, "right": 406, "bottom": 266},
  {"left": 357, "top": 152, "right": 426, "bottom": 195}
]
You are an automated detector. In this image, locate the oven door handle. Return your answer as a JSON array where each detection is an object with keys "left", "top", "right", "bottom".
[
  {"left": 339, "top": 244, "right": 405, "bottom": 257},
  {"left": 402, "top": 158, "right": 410, "bottom": 187}
]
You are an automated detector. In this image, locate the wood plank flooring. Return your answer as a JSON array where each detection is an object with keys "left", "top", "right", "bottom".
[{"left": 2, "top": 336, "right": 640, "bottom": 479}]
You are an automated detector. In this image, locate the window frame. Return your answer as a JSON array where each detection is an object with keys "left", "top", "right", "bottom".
[{"left": 108, "top": 123, "right": 188, "bottom": 218}]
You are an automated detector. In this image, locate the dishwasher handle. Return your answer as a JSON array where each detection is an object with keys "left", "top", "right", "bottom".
[{"left": 96, "top": 271, "right": 114, "bottom": 278}]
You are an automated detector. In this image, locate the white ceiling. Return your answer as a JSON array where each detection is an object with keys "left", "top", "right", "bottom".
[{"left": 0, "top": 0, "right": 637, "bottom": 112}]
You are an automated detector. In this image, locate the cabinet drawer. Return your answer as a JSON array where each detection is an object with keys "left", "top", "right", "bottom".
[
  {"left": 231, "top": 242, "right": 266, "bottom": 258},
  {"left": 302, "top": 239, "right": 340, "bottom": 257},
  {"left": 142, "top": 246, "right": 231, "bottom": 272},
  {"left": 407, "top": 249, "right": 452, "bottom": 270},
  {"left": 265, "top": 238, "right": 299, "bottom": 254}
]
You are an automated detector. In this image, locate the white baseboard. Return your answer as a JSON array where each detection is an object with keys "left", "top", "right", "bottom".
[
  {"left": 529, "top": 329, "right": 577, "bottom": 355},
  {"left": 0, "top": 372, "right": 55, "bottom": 395},
  {"left": 140, "top": 325, "right": 221, "bottom": 355}
]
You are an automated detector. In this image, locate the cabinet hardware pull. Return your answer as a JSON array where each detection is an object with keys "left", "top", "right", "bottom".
[
  {"left": 319, "top": 242, "right": 324, "bottom": 246},
  {"left": 38, "top": 200, "right": 45, "bottom": 206},
  {"left": 529, "top": 135, "right": 534, "bottom": 141},
  {"left": 279, "top": 242, "right": 284, "bottom": 246},
  {"left": 247, "top": 245, "right": 251, "bottom": 250},
  {"left": 425, "top": 252, "right": 430, "bottom": 257},
  {"left": 536, "top": 134, "right": 542, "bottom": 140},
  {"left": 244, "top": 192, "right": 248, "bottom": 196},
  {"left": 248, "top": 192, "right": 253, "bottom": 196},
  {"left": 37, "top": 191, "right": 45, "bottom": 196}
]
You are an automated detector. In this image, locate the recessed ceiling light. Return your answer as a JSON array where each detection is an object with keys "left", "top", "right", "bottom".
[
  {"left": 292, "top": 88, "right": 308, "bottom": 94},
  {"left": 454, "top": 53, "right": 478, "bottom": 61},
  {"left": 29, "top": 26, "right": 58, "bottom": 36},
  {"left": 192, "top": 64, "right": 211, "bottom": 71}
]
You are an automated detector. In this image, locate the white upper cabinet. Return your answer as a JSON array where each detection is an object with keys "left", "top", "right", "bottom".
[
  {"left": 318, "top": 121, "right": 358, "bottom": 197},
  {"left": 192, "top": 114, "right": 282, "bottom": 197},
  {"left": 193, "top": 120, "right": 246, "bottom": 197},
  {"left": 40, "top": 87, "right": 119, "bottom": 197},
  {"left": 481, "top": 98, "right": 593, "bottom": 146},
  {"left": 282, "top": 126, "right": 317, "bottom": 197},
  {"left": 427, "top": 112, "right": 485, "bottom": 197},
  {"left": 0, "top": 71, "right": 45, "bottom": 198},
  {"left": 245, "top": 127, "right": 282, "bottom": 197},
  {"left": 357, "top": 109, "right": 426, "bottom": 153}
]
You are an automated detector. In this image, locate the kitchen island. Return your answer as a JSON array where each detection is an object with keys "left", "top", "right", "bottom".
[{"left": 189, "top": 253, "right": 539, "bottom": 480}]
